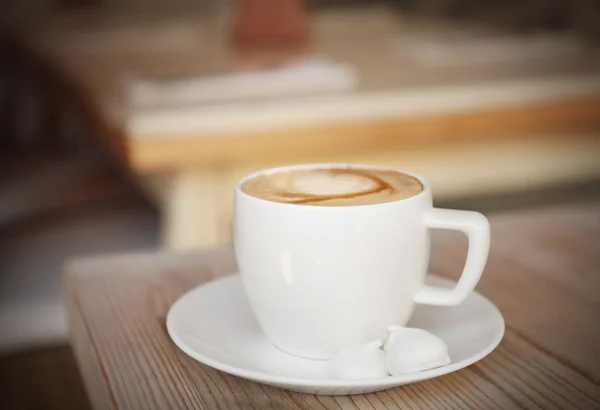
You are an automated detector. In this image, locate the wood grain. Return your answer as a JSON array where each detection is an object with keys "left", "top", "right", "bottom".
[{"left": 64, "top": 203, "right": 600, "bottom": 409}]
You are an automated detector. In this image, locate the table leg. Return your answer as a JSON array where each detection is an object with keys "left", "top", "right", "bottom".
[{"left": 162, "top": 170, "right": 221, "bottom": 250}]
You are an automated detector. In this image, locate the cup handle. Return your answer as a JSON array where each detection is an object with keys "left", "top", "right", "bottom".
[{"left": 414, "top": 208, "right": 490, "bottom": 306}]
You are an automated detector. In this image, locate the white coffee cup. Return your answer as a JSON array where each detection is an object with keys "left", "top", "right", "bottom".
[{"left": 234, "top": 164, "right": 490, "bottom": 360}]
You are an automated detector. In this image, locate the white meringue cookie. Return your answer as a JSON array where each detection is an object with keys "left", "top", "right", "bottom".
[
  {"left": 383, "top": 326, "right": 425, "bottom": 352},
  {"left": 384, "top": 326, "right": 450, "bottom": 375},
  {"left": 329, "top": 340, "right": 388, "bottom": 380}
]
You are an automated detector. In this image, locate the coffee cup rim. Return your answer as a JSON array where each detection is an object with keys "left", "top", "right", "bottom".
[{"left": 235, "top": 163, "right": 431, "bottom": 208}]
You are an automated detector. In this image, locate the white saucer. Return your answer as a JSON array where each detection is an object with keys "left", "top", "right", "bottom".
[{"left": 167, "top": 274, "right": 504, "bottom": 395}]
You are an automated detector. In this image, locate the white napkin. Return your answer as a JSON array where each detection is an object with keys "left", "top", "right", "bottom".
[{"left": 127, "top": 58, "right": 358, "bottom": 108}]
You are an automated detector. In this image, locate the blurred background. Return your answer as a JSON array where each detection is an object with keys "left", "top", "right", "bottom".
[{"left": 1, "top": 0, "right": 599, "bottom": 408}]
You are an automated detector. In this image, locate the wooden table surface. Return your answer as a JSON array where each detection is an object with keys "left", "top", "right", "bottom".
[{"left": 65, "top": 202, "right": 600, "bottom": 409}]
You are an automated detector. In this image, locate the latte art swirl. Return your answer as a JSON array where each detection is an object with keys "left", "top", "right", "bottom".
[{"left": 242, "top": 167, "right": 423, "bottom": 206}]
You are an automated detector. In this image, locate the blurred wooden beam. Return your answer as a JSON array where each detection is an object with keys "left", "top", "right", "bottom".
[{"left": 129, "top": 97, "right": 600, "bottom": 172}]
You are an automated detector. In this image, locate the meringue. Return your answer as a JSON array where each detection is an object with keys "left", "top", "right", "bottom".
[
  {"left": 329, "top": 340, "right": 388, "bottom": 380},
  {"left": 384, "top": 326, "right": 450, "bottom": 375}
]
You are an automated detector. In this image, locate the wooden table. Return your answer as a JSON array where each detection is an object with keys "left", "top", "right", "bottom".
[
  {"left": 7, "top": 6, "right": 600, "bottom": 250},
  {"left": 64, "top": 202, "right": 600, "bottom": 409}
]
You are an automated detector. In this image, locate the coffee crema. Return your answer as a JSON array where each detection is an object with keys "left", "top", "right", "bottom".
[{"left": 241, "top": 167, "right": 423, "bottom": 206}]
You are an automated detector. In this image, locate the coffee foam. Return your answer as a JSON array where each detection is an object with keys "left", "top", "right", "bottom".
[{"left": 241, "top": 167, "right": 423, "bottom": 206}]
